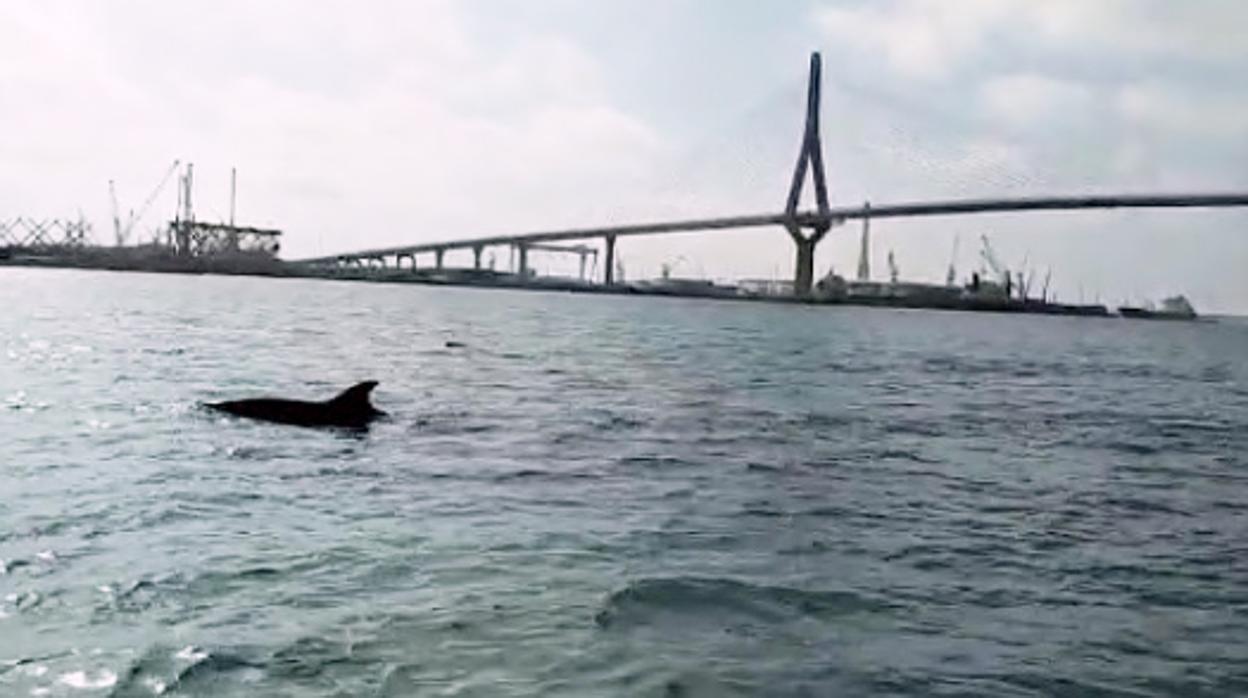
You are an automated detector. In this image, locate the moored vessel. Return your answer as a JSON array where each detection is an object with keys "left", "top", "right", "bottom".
[{"left": 1118, "top": 295, "right": 1197, "bottom": 320}]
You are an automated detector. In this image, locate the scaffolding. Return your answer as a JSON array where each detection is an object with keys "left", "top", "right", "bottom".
[
  {"left": 166, "top": 163, "right": 282, "bottom": 258},
  {"left": 0, "top": 217, "right": 93, "bottom": 251},
  {"left": 168, "top": 220, "right": 282, "bottom": 258}
]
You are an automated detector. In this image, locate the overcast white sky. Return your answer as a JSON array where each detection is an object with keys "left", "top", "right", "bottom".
[{"left": 2, "top": 1, "right": 1247, "bottom": 311}]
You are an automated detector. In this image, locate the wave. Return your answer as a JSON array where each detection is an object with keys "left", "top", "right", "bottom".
[
  {"left": 109, "top": 645, "right": 264, "bottom": 697},
  {"left": 595, "top": 576, "right": 891, "bottom": 630}
]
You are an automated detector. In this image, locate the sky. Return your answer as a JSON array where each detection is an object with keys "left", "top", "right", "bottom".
[{"left": 2, "top": 1, "right": 1247, "bottom": 311}]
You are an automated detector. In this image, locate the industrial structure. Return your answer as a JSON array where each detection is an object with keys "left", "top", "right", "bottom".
[
  {"left": 1, "top": 162, "right": 282, "bottom": 272},
  {"left": 0, "top": 217, "right": 93, "bottom": 253},
  {"left": 166, "top": 164, "right": 282, "bottom": 259}
]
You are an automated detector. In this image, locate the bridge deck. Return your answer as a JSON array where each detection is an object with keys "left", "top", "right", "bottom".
[{"left": 296, "top": 192, "right": 1248, "bottom": 264}]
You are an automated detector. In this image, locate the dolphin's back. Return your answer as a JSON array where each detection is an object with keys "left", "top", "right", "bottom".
[
  {"left": 206, "top": 381, "right": 383, "bottom": 428},
  {"left": 208, "top": 397, "right": 332, "bottom": 426}
]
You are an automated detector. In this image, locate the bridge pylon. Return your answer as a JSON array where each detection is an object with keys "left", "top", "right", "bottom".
[{"left": 785, "top": 52, "right": 836, "bottom": 297}]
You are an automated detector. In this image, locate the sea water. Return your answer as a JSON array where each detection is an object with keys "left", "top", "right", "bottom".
[{"left": 1, "top": 268, "right": 1245, "bottom": 696}]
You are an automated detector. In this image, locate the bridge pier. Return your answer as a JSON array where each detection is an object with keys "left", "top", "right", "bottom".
[
  {"left": 517, "top": 243, "right": 529, "bottom": 278},
  {"left": 792, "top": 234, "right": 816, "bottom": 297},
  {"left": 603, "top": 234, "right": 616, "bottom": 285},
  {"left": 434, "top": 248, "right": 444, "bottom": 270},
  {"left": 473, "top": 245, "right": 483, "bottom": 270}
]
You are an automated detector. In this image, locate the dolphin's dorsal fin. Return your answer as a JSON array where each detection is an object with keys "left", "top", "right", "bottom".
[{"left": 327, "top": 381, "right": 380, "bottom": 411}]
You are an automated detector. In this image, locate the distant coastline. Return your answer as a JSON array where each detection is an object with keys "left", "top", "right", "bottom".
[{"left": 0, "top": 248, "right": 1184, "bottom": 321}]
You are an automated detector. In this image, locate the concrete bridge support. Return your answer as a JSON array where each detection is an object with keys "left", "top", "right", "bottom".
[
  {"left": 473, "top": 245, "right": 483, "bottom": 270},
  {"left": 603, "top": 234, "right": 616, "bottom": 285},
  {"left": 792, "top": 234, "right": 816, "bottom": 297},
  {"left": 434, "top": 248, "right": 445, "bottom": 270},
  {"left": 517, "top": 244, "right": 529, "bottom": 278}
]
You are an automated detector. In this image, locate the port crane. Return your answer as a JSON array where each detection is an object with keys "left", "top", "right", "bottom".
[
  {"left": 945, "top": 233, "right": 960, "bottom": 286},
  {"left": 979, "top": 234, "right": 1006, "bottom": 283},
  {"left": 108, "top": 160, "right": 181, "bottom": 246}
]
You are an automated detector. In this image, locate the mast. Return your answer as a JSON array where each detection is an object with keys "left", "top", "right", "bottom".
[{"left": 856, "top": 201, "right": 871, "bottom": 281}]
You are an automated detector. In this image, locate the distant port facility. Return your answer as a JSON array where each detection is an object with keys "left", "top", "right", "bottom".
[{"left": 4, "top": 53, "right": 1247, "bottom": 320}]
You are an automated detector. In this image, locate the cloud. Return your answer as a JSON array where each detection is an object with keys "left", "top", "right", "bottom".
[
  {"left": 0, "top": 1, "right": 667, "bottom": 255},
  {"left": 1116, "top": 83, "right": 1248, "bottom": 141},
  {"left": 814, "top": 0, "right": 1009, "bottom": 80},
  {"left": 979, "top": 74, "right": 1097, "bottom": 132},
  {"left": 814, "top": 0, "right": 1248, "bottom": 82}
]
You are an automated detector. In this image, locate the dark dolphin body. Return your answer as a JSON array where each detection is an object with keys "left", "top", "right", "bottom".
[{"left": 205, "top": 381, "right": 385, "bottom": 429}]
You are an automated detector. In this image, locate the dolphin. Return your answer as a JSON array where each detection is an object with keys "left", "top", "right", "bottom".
[{"left": 205, "top": 381, "right": 385, "bottom": 429}]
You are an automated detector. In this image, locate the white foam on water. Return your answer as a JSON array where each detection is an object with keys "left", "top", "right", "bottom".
[
  {"left": 57, "top": 669, "right": 118, "bottom": 689},
  {"left": 22, "top": 664, "right": 49, "bottom": 677},
  {"left": 97, "top": 585, "right": 113, "bottom": 595},
  {"left": 36, "top": 550, "right": 56, "bottom": 563},
  {"left": 144, "top": 677, "right": 168, "bottom": 695},
  {"left": 175, "top": 645, "right": 208, "bottom": 662},
  {"left": 15, "top": 591, "right": 41, "bottom": 609},
  {"left": 30, "top": 687, "right": 50, "bottom": 696}
]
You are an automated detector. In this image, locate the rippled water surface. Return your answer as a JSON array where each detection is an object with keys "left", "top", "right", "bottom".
[{"left": 2, "top": 268, "right": 1247, "bottom": 696}]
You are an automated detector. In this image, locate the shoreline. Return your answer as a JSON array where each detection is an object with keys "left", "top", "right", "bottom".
[{"left": 0, "top": 253, "right": 1161, "bottom": 320}]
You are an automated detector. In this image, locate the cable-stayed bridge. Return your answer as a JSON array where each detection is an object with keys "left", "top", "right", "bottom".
[{"left": 296, "top": 53, "right": 1248, "bottom": 297}]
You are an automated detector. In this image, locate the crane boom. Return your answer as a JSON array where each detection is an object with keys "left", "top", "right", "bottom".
[
  {"left": 124, "top": 159, "right": 180, "bottom": 240},
  {"left": 979, "top": 234, "right": 1005, "bottom": 278}
]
